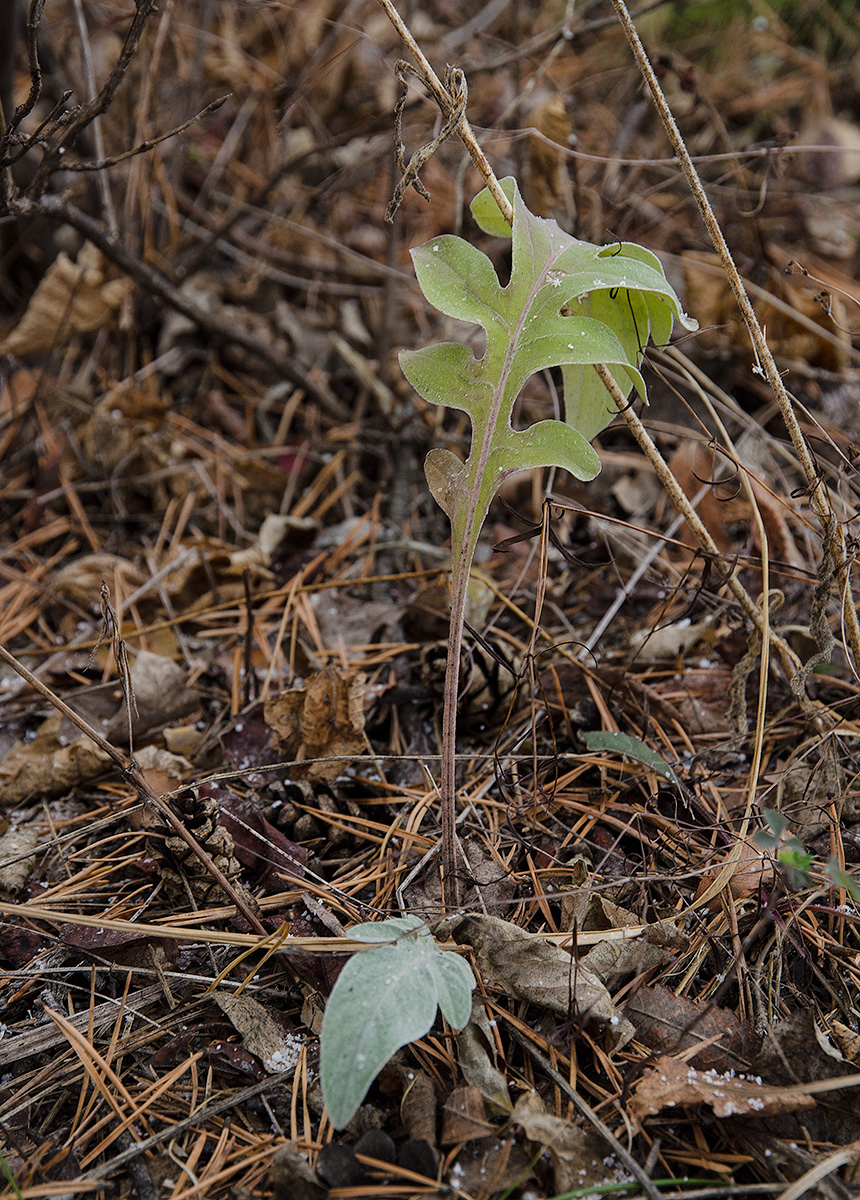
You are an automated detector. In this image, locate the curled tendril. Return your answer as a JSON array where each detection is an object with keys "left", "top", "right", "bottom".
[{"left": 386, "top": 62, "right": 467, "bottom": 221}]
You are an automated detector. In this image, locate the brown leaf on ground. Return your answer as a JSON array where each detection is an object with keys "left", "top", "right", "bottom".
[
  {"left": 265, "top": 665, "right": 368, "bottom": 782},
  {"left": 694, "top": 835, "right": 776, "bottom": 907},
  {"left": 457, "top": 997, "right": 513, "bottom": 1114},
  {"left": 133, "top": 745, "right": 194, "bottom": 799},
  {"left": 441, "top": 1086, "right": 494, "bottom": 1145},
  {"left": 0, "top": 712, "right": 113, "bottom": 806},
  {"left": 526, "top": 93, "right": 574, "bottom": 219},
  {"left": 626, "top": 984, "right": 761, "bottom": 1072},
  {"left": 50, "top": 553, "right": 147, "bottom": 614},
  {"left": 512, "top": 1092, "right": 610, "bottom": 1194},
  {"left": 213, "top": 991, "right": 304, "bottom": 1073},
  {"left": 266, "top": 1142, "right": 328, "bottom": 1200},
  {"left": 0, "top": 243, "right": 131, "bottom": 358},
  {"left": 451, "top": 914, "right": 634, "bottom": 1050},
  {"left": 0, "top": 825, "right": 40, "bottom": 894},
  {"left": 630, "top": 1056, "right": 815, "bottom": 1124}
]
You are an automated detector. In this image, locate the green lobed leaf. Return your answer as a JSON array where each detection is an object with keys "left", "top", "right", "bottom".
[
  {"left": 400, "top": 177, "right": 695, "bottom": 543},
  {"left": 320, "top": 920, "right": 474, "bottom": 1129}
]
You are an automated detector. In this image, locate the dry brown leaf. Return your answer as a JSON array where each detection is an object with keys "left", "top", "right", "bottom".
[
  {"left": 213, "top": 992, "right": 304, "bottom": 1073},
  {"left": 457, "top": 997, "right": 513, "bottom": 1114},
  {"left": 0, "top": 712, "right": 113, "bottom": 807},
  {"left": 51, "top": 553, "right": 147, "bottom": 614},
  {"left": 441, "top": 1086, "right": 494, "bottom": 1146},
  {"left": 105, "top": 650, "right": 198, "bottom": 744},
  {"left": 0, "top": 243, "right": 131, "bottom": 358},
  {"left": 266, "top": 1141, "right": 327, "bottom": 1200},
  {"left": 265, "top": 665, "right": 368, "bottom": 782},
  {"left": 0, "top": 825, "right": 40, "bottom": 894},
  {"left": 447, "top": 1134, "right": 535, "bottom": 1199},
  {"left": 797, "top": 116, "right": 860, "bottom": 189},
  {"left": 565, "top": 895, "right": 685, "bottom": 983},
  {"left": 694, "top": 835, "right": 775, "bottom": 908},
  {"left": 627, "top": 984, "right": 761, "bottom": 1072},
  {"left": 831, "top": 1021, "right": 860, "bottom": 1065},
  {"left": 664, "top": 440, "right": 803, "bottom": 570},
  {"left": 451, "top": 914, "right": 634, "bottom": 1050},
  {"left": 527, "top": 93, "right": 573, "bottom": 218},
  {"left": 511, "top": 1093, "right": 608, "bottom": 1194},
  {"left": 630, "top": 1056, "right": 815, "bottom": 1124},
  {"left": 134, "top": 745, "right": 194, "bottom": 798}
]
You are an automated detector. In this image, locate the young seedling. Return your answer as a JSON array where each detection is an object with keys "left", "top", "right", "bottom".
[
  {"left": 318, "top": 175, "right": 695, "bottom": 1131},
  {"left": 401, "top": 175, "right": 696, "bottom": 904}
]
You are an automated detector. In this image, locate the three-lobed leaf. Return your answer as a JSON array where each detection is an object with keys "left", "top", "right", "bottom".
[{"left": 320, "top": 916, "right": 474, "bottom": 1129}]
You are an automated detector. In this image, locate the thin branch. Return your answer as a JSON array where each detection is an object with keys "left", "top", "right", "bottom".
[
  {"left": 11, "top": 0, "right": 47, "bottom": 132},
  {"left": 11, "top": 192, "right": 349, "bottom": 420},
  {"left": 610, "top": 0, "right": 860, "bottom": 679},
  {"left": 28, "top": 0, "right": 158, "bottom": 197},
  {"left": 58, "top": 94, "right": 229, "bottom": 173}
]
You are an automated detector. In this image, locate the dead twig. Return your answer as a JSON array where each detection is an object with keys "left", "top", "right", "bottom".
[
  {"left": 9, "top": 192, "right": 349, "bottom": 420},
  {"left": 610, "top": 0, "right": 860, "bottom": 681}
]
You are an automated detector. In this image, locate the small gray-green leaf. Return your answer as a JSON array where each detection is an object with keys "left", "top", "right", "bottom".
[
  {"left": 321, "top": 945, "right": 437, "bottom": 1128},
  {"left": 347, "top": 915, "right": 425, "bottom": 942},
  {"left": 431, "top": 947, "right": 475, "bottom": 1029},
  {"left": 320, "top": 923, "right": 475, "bottom": 1128},
  {"left": 583, "top": 730, "right": 679, "bottom": 785}
]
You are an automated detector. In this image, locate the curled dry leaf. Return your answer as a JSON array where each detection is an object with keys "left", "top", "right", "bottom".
[
  {"left": 451, "top": 914, "right": 634, "bottom": 1050},
  {"left": 0, "top": 711, "right": 113, "bottom": 807},
  {"left": 264, "top": 664, "right": 368, "bottom": 783},
  {"left": 50, "top": 553, "right": 147, "bottom": 614},
  {"left": 0, "top": 242, "right": 131, "bottom": 358},
  {"left": 512, "top": 1093, "right": 608, "bottom": 1194},
  {"left": 694, "top": 835, "right": 775, "bottom": 908},
  {"left": 630, "top": 1056, "right": 815, "bottom": 1125},
  {"left": 0, "top": 825, "right": 40, "bottom": 894}
]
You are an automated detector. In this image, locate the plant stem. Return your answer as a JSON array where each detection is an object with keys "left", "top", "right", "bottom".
[
  {"left": 611, "top": 0, "right": 860, "bottom": 679},
  {"left": 440, "top": 561, "right": 467, "bottom": 909}
]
